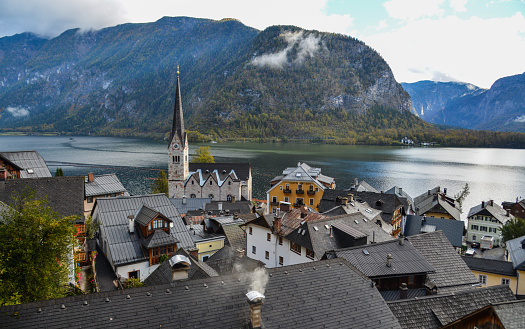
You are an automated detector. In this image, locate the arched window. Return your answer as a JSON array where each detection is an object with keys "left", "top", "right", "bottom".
[
  {"left": 227, "top": 195, "right": 232, "bottom": 202},
  {"left": 190, "top": 194, "right": 196, "bottom": 198}
]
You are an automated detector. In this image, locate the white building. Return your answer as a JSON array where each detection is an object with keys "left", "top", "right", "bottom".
[{"left": 466, "top": 200, "right": 514, "bottom": 247}]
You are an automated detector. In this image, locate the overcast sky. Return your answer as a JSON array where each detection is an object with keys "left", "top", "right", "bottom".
[{"left": 1, "top": 0, "right": 524, "bottom": 88}]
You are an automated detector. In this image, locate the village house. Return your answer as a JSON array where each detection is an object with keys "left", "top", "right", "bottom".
[
  {"left": 167, "top": 72, "right": 251, "bottom": 201},
  {"left": 462, "top": 256, "right": 518, "bottom": 294},
  {"left": 0, "top": 258, "right": 402, "bottom": 329},
  {"left": 403, "top": 214, "right": 464, "bottom": 248},
  {"left": 466, "top": 200, "right": 513, "bottom": 248},
  {"left": 0, "top": 150, "right": 52, "bottom": 179},
  {"left": 92, "top": 194, "right": 195, "bottom": 281},
  {"left": 413, "top": 187, "right": 461, "bottom": 221},
  {"left": 84, "top": 173, "right": 128, "bottom": 217},
  {"left": 502, "top": 198, "right": 525, "bottom": 218},
  {"left": 266, "top": 162, "right": 335, "bottom": 214},
  {"left": 505, "top": 234, "right": 525, "bottom": 298}
]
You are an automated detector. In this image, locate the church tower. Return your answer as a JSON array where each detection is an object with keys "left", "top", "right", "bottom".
[{"left": 168, "top": 68, "right": 189, "bottom": 198}]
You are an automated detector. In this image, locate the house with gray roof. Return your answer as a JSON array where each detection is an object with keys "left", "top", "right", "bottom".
[
  {"left": 387, "top": 285, "right": 516, "bottom": 329},
  {"left": 502, "top": 198, "right": 525, "bottom": 218},
  {"left": 348, "top": 178, "right": 379, "bottom": 193},
  {"left": 466, "top": 199, "right": 513, "bottom": 247},
  {"left": 0, "top": 258, "right": 402, "bottom": 329},
  {"left": 385, "top": 186, "right": 414, "bottom": 213},
  {"left": 413, "top": 187, "right": 461, "bottom": 221},
  {"left": 84, "top": 173, "right": 128, "bottom": 216},
  {"left": 403, "top": 215, "right": 465, "bottom": 248},
  {"left": 92, "top": 194, "right": 195, "bottom": 282},
  {"left": 462, "top": 256, "right": 518, "bottom": 294},
  {"left": 0, "top": 150, "right": 51, "bottom": 179},
  {"left": 505, "top": 234, "right": 525, "bottom": 297}
]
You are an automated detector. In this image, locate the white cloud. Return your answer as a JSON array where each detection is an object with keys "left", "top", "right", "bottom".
[
  {"left": 251, "top": 31, "right": 322, "bottom": 69},
  {"left": 515, "top": 115, "right": 525, "bottom": 123},
  {"left": 449, "top": 0, "right": 468, "bottom": 12},
  {"left": 384, "top": 0, "right": 446, "bottom": 21},
  {"left": 362, "top": 12, "right": 525, "bottom": 88},
  {"left": 6, "top": 106, "right": 29, "bottom": 117}
]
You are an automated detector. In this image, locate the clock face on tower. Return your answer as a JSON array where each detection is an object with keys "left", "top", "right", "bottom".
[{"left": 173, "top": 144, "right": 179, "bottom": 149}]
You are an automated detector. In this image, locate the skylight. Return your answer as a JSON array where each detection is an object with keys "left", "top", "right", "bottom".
[
  {"left": 27, "top": 169, "right": 34, "bottom": 174},
  {"left": 354, "top": 220, "right": 359, "bottom": 224},
  {"left": 324, "top": 225, "right": 330, "bottom": 230},
  {"left": 363, "top": 249, "right": 369, "bottom": 255},
  {"left": 313, "top": 226, "right": 318, "bottom": 231}
]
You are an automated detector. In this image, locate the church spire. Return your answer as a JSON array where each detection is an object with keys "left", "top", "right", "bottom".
[{"left": 169, "top": 66, "right": 185, "bottom": 147}]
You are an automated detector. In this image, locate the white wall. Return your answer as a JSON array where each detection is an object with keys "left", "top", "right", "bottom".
[{"left": 116, "top": 262, "right": 159, "bottom": 281}]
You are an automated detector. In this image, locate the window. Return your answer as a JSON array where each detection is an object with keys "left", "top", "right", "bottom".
[
  {"left": 191, "top": 180, "right": 194, "bottom": 185},
  {"left": 290, "top": 241, "right": 301, "bottom": 255},
  {"left": 489, "top": 227, "right": 497, "bottom": 233},
  {"left": 472, "top": 235, "right": 476, "bottom": 241},
  {"left": 249, "top": 227, "right": 253, "bottom": 235},
  {"left": 77, "top": 225, "right": 85, "bottom": 235},
  {"left": 471, "top": 224, "right": 478, "bottom": 230},
  {"left": 159, "top": 246, "right": 166, "bottom": 255},
  {"left": 265, "top": 251, "right": 269, "bottom": 260},
  {"left": 190, "top": 194, "right": 196, "bottom": 198},
  {"left": 296, "top": 198, "right": 304, "bottom": 205},
  {"left": 501, "top": 278, "right": 510, "bottom": 285},
  {"left": 285, "top": 184, "right": 290, "bottom": 190},
  {"left": 87, "top": 196, "right": 93, "bottom": 203},
  {"left": 252, "top": 246, "right": 256, "bottom": 254},
  {"left": 479, "top": 274, "right": 487, "bottom": 285},
  {"left": 152, "top": 219, "right": 164, "bottom": 229},
  {"left": 480, "top": 226, "right": 488, "bottom": 232},
  {"left": 228, "top": 181, "right": 231, "bottom": 185},
  {"left": 298, "top": 184, "right": 303, "bottom": 190},
  {"left": 128, "top": 270, "right": 139, "bottom": 279},
  {"left": 168, "top": 245, "right": 174, "bottom": 253},
  {"left": 279, "top": 186, "right": 283, "bottom": 190},
  {"left": 279, "top": 256, "right": 283, "bottom": 265},
  {"left": 153, "top": 248, "right": 159, "bottom": 257},
  {"left": 203, "top": 256, "right": 209, "bottom": 261},
  {"left": 309, "top": 185, "right": 314, "bottom": 191},
  {"left": 227, "top": 195, "right": 232, "bottom": 202},
  {"left": 272, "top": 208, "right": 277, "bottom": 213},
  {"left": 272, "top": 196, "right": 277, "bottom": 203},
  {"left": 309, "top": 198, "right": 314, "bottom": 206},
  {"left": 267, "top": 233, "right": 271, "bottom": 241},
  {"left": 284, "top": 197, "right": 289, "bottom": 202},
  {"left": 279, "top": 237, "right": 283, "bottom": 245},
  {"left": 210, "top": 181, "right": 213, "bottom": 185},
  {"left": 306, "top": 249, "right": 314, "bottom": 259}
]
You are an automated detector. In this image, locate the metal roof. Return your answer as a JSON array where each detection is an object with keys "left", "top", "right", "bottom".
[
  {"left": 85, "top": 173, "right": 128, "bottom": 197},
  {"left": 0, "top": 150, "right": 51, "bottom": 178},
  {"left": 142, "top": 229, "right": 178, "bottom": 249},
  {"left": 506, "top": 234, "right": 525, "bottom": 270}
]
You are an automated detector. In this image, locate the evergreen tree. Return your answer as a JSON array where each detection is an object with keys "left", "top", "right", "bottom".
[
  {"left": 191, "top": 146, "right": 215, "bottom": 163},
  {"left": 151, "top": 170, "right": 169, "bottom": 197},
  {"left": 499, "top": 217, "right": 525, "bottom": 243},
  {"left": 0, "top": 191, "right": 77, "bottom": 305},
  {"left": 55, "top": 168, "right": 64, "bottom": 176}
]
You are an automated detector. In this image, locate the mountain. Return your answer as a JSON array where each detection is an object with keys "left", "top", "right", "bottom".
[
  {"left": 402, "top": 73, "right": 525, "bottom": 132},
  {"left": 0, "top": 16, "right": 410, "bottom": 138}
]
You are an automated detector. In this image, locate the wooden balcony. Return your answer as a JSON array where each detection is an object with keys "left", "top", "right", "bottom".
[
  {"left": 296, "top": 189, "right": 304, "bottom": 194},
  {"left": 307, "top": 190, "right": 315, "bottom": 195}
]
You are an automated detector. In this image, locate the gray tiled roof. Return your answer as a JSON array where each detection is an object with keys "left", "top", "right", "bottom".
[
  {"left": 205, "top": 246, "right": 264, "bottom": 275},
  {"left": 0, "top": 176, "right": 85, "bottom": 222},
  {"left": 205, "top": 200, "right": 253, "bottom": 214},
  {"left": 169, "top": 197, "right": 210, "bottom": 214},
  {"left": 407, "top": 231, "right": 478, "bottom": 289},
  {"left": 413, "top": 187, "right": 461, "bottom": 221},
  {"left": 334, "top": 238, "right": 435, "bottom": 278},
  {"left": 144, "top": 248, "right": 219, "bottom": 286},
  {"left": 461, "top": 256, "right": 516, "bottom": 277},
  {"left": 404, "top": 215, "right": 465, "bottom": 247},
  {"left": 468, "top": 200, "right": 513, "bottom": 225},
  {"left": 222, "top": 223, "right": 247, "bottom": 251},
  {"left": 387, "top": 285, "right": 516, "bottom": 329},
  {"left": 85, "top": 173, "right": 128, "bottom": 197},
  {"left": 0, "top": 150, "right": 51, "bottom": 178},
  {"left": 141, "top": 229, "right": 178, "bottom": 249},
  {"left": 94, "top": 194, "right": 194, "bottom": 266},
  {"left": 492, "top": 300, "right": 525, "bottom": 329},
  {"left": 385, "top": 186, "right": 414, "bottom": 205},
  {"left": 506, "top": 234, "right": 525, "bottom": 270},
  {"left": 134, "top": 204, "right": 167, "bottom": 227},
  {"left": 0, "top": 258, "right": 401, "bottom": 329}
]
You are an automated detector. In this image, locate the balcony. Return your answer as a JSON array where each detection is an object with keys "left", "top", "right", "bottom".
[
  {"left": 294, "top": 202, "right": 305, "bottom": 207},
  {"left": 307, "top": 190, "right": 315, "bottom": 195},
  {"left": 296, "top": 189, "right": 304, "bottom": 194},
  {"left": 270, "top": 201, "right": 279, "bottom": 206},
  {"left": 283, "top": 188, "right": 292, "bottom": 194}
]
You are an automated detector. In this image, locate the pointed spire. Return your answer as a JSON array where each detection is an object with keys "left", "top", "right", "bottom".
[{"left": 169, "top": 66, "right": 185, "bottom": 147}]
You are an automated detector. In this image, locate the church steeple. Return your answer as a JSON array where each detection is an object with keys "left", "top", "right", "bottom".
[{"left": 169, "top": 66, "right": 185, "bottom": 148}]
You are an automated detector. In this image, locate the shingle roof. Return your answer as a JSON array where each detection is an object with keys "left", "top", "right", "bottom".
[
  {"left": 0, "top": 150, "right": 51, "bottom": 178},
  {"left": 404, "top": 215, "right": 465, "bottom": 247},
  {"left": 222, "top": 223, "right": 247, "bottom": 251},
  {"left": 492, "top": 300, "right": 525, "bottom": 329},
  {"left": 467, "top": 200, "right": 513, "bottom": 225},
  {"left": 134, "top": 204, "right": 170, "bottom": 227},
  {"left": 385, "top": 186, "right": 414, "bottom": 205},
  {"left": 144, "top": 248, "right": 219, "bottom": 286},
  {"left": 406, "top": 231, "right": 478, "bottom": 289},
  {"left": 141, "top": 229, "right": 178, "bottom": 249},
  {"left": 84, "top": 173, "right": 128, "bottom": 197},
  {"left": 506, "top": 234, "right": 525, "bottom": 270},
  {"left": 0, "top": 258, "right": 401, "bottom": 329},
  {"left": 461, "top": 256, "right": 516, "bottom": 277},
  {"left": 0, "top": 176, "right": 85, "bottom": 222},
  {"left": 205, "top": 246, "right": 264, "bottom": 275},
  {"left": 205, "top": 200, "right": 253, "bottom": 214},
  {"left": 413, "top": 187, "right": 461, "bottom": 221},
  {"left": 94, "top": 194, "right": 194, "bottom": 266},
  {"left": 387, "top": 285, "right": 516, "bottom": 329}
]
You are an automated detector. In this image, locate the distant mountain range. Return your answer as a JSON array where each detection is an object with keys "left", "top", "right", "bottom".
[
  {"left": 0, "top": 16, "right": 409, "bottom": 138},
  {"left": 402, "top": 72, "right": 525, "bottom": 133}
]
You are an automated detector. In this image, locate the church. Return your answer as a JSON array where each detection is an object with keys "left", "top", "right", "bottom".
[{"left": 167, "top": 71, "right": 252, "bottom": 202}]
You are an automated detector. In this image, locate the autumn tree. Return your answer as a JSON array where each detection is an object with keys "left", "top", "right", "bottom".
[
  {"left": 151, "top": 170, "right": 169, "bottom": 197},
  {"left": 191, "top": 146, "right": 215, "bottom": 163},
  {"left": 0, "top": 192, "right": 77, "bottom": 305}
]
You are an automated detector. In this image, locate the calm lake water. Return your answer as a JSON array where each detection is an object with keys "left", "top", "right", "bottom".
[{"left": 1, "top": 135, "right": 524, "bottom": 220}]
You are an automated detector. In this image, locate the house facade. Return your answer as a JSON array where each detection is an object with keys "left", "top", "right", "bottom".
[
  {"left": 84, "top": 173, "right": 128, "bottom": 217},
  {"left": 466, "top": 200, "right": 513, "bottom": 247},
  {"left": 462, "top": 256, "right": 517, "bottom": 294},
  {"left": 413, "top": 187, "right": 461, "bottom": 221},
  {"left": 266, "top": 162, "right": 335, "bottom": 214}
]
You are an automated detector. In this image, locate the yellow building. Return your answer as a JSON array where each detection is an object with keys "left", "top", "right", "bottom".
[
  {"left": 188, "top": 224, "right": 225, "bottom": 262},
  {"left": 505, "top": 235, "right": 525, "bottom": 297},
  {"left": 266, "top": 162, "right": 335, "bottom": 214},
  {"left": 462, "top": 256, "right": 518, "bottom": 294}
]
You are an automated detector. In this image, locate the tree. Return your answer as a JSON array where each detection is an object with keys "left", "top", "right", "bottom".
[
  {"left": 454, "top": 183, "right": 470, "bottom": 213},
  {"left": 55, "top": 168, "right": 64, "bottom": 176},
  {"left": 151, "top": 170, "right": 169, "bottom": 197},
  {"left": 499, "top": 217, "right": 525, "bottom": 243},
  {"left": 191, "top": 146, "right": 215, "bottom": 163},
  {"left": 0, "top": 191, "right": 77, "bottom": 305}
]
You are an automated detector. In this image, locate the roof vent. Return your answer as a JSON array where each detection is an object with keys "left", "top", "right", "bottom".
[
  {"left": 386, "top": 254, "right": 393, "bottom": 267},
  {"left": 27, "top": 169, "right": 34, "bottom": 174},
  {"left": 296, "top": 173, "right": 301, "bottom": 177},
  {"left": 223, "top": 170, "right": 227, "bottom": 173}
]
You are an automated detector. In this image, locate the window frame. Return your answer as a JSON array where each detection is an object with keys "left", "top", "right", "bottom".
[
  {"left": 501, "top": 278, "right": 510, "bottom": 285},
  {"left": 290, "top": 241, "right": 301, "bottom": 255},
  {"left": 279, "top": 256, "right": 283, "bottom": 265},
  {"left": 479, "top": 274, "right": 487, "bottom": 285},
  {"left": 267, "top": 233, "right": 271, "bottom": 242},
  {"left": 265, "top": 251, "right": 269, "bottom": 260},
  {"left": 252, "top": 245, "right": 256, "bottom": 254}
]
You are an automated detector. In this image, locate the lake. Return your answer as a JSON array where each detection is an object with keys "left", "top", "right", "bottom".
[{"left": 1, "top": 135, "right": 524, "bottom": 220}]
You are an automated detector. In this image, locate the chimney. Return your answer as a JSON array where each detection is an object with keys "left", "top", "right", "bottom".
[
  {"left": 399, "top": 188, "right": 403, "bottom": 194},
  {"left": 182, "top": 195, "right": 187, "bottom": 204},
  {"left": 169, "top": 255, "right": 191, "bottom": 281},
  {"left": 280, "top": 202, "right": 291, "bottom": 212},
  {"left": 246, "top": 291, "right": 265, "bottom": 329},
  {"left": 329, "top": 225, "right": 333, "bottom": 237},
  {"left": 341, "top": 197, "right": 348, "bottom": 205},
  {"left": 427, "top": 190, "right": 431, "bottom": 196},
  {"left": 300, "top": 205, "right": 308, "bottom": 218},
  {"left": 482, "top": 201, "right": 485, "bottom": 208},
  {"left": 372, "top": 230, "right": 376, "bottom": 243},
  {"left": 400, "top": 283, "right": 408, "bottom": 299},
  {"left": 235, "top": 248, "right": 245, "bottom": 258},
  {"left": 88, "top": 173, "right": 94, "bottom": 183},
  {"left": 521, "top": 239, "right": 525, "bottom": 250},
  {"left": 354, "top": 178, "right": 359, "bottom": 187},
  {"left": 443, "top": 188, "right": 447, "bottom": 195},
  {"left": 507, "top": 210, "right": 510, "bottom": 217},
  {"left": 490, "top": 200, "right": 494, "bottom": 206},
  {"left": 376, "top": 219, "right": 382, "bottom": 228},
  {"left": 273, "top": 216, "right": 281, "bottom": 233},
  {"left": 399, "top": 236, "right": 404, "bottom": 246},
  {"left": 231, "top": 196, "right": 236, "bottom": 203},
  {"left": 234, "top": 212, "right": 239, "bottom": 219},
  {"left": 188, "top": 248, "right": 199, "bottom": 260},
  {"left": 386, "top": 254, "right": 393, "bottom": 267},
  {"left": 128, "top": 215, "right": 135, "bottom": 233},
  {"left": 347, "top": 193, "right": 354, "bottom": 202},
  {"left": 218, "top": 202, "right": 223, "bottom": 211}
]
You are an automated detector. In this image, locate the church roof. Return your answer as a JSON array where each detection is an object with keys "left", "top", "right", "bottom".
[{"left": 168, "top": 74, "right": 186, "bottom": 148}]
